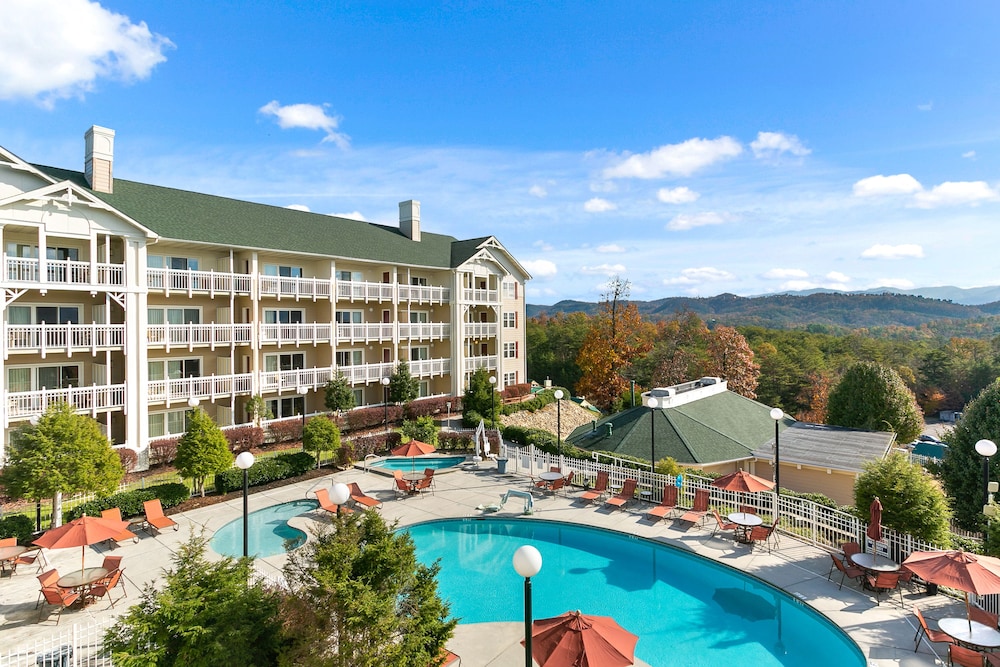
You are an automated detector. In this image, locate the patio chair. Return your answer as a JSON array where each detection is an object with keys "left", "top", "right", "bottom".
[
  {"left": 898, "top": 564, "right": 920, "bottom": 591},
  {"left": 986, "top": 653, "right": 1000, "bottom": 667},
  {"left": 970, "top": 605, "right": 999, "bottom": 629},
  {"left": 866, "top": 571, "right": 903, "bottom": 606},
  {"left": 37, "top": 585, "right": 79, "bottom": 625},
  {"left": 142, "top": 499, "right": 178, "bottom": 535},
  {"left": 546, "top": 476, "right": 568, "bottom": 495},
  {"left": 841, "top": 541, "right": 861, "bottom": 560},
  {"left": 316, "top": 488, "right": 352, "bottom": 514},
  {"left": 101, "top": 507, "right": 139, "bottom": 546},
  {"left": 347, "top": 482, "right": 382, "bottom": 509},
  {"left": 605, "top": 479, "right": 638, "bottom": 511},
  {"left": 423, "top": 469, "right": 437, "bottom": 490},
  {"left": 913, "top": 608, "right": 955, "bottom": 653},
  {"left": 414, "top": 476, "right": 434, "bottom": 496},
  {"left": 738, "top": 504, "right": 757, "bottom": 514},
  {"left": 647, "top": 485, "right": 678, "bottom": 522},
  {"left": 761, "top": 518, "right": 780, "bottom": 550},
  {"left": 828, "top": 554, "right": 863, "bottom": 590},
  {"left": 12, "top": 547, "right": 43, "bottom": 575},
  {"left": 679, "top": 488, "right": 711, "bottom": 526},
  {"left": 948, "top": 643, "right": 984, "bottom": 667},
  {"left": 89, "top": 567, "right": 126, "bottom": 609},
  {"left": 748, "top": 525, "right": 774, "bottom": 552},
  {"left": 35, "top": 569, "right": 60, "bottom": 608},
  {"left": 579, "top": 471, "right": 609, "bottom": 503},
  {"left": 394, "top": 477, "right": 415, "bottom": 498},
  {"left": 102, "top": 555, "right": 123, "bottom": 572},
  {"left": 711, "top": 509, "right": 737, "bottom": 538}
]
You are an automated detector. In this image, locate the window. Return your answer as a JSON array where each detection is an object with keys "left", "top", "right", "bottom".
[
  {"left": 504, "top": 372, "right": 518, "bottom": 386},
  {"left": 149, "top": 409, "right": 189, "bottom": 437},
  {"left": 263, "top": 264, "right": 303, "bottom": 278},
  {"left": 266, "top": 396, "right": 305, "bottom": 419},
  {"left": 148, "top": 358, "right": 201, "bottom": 381},
  {"left": 148, "top": 255, "right": 199, "bottom": 271},
  {"left": 503, "top": 342, "right": 518, "bottom": 359},
  {"left": 264, "top": 309, "right": 304, "bottom": 324},
  {"left": 337, "top": 270, "right": 363, "bottom": 282},
  {"left": 418, "top": 381, "right": 429, "bottom": 398},
  {"left": 410, "top": 276, "right": 428, "bottom": 286},
  {"left": 409, "top": 311, "right": 429, "bottom": 323},
  {"left": 265, "top": 353, "right": 305, "bottom": 372},
  {"left": 503, "top": 312, "right": 517, "bottom": 328},
  {"left": 8, "top": 364, "right": 81, "bottom": 391},
  {"left": 410, "top": 346, "right": 429, "bottom": 361},
  {"left": 6, "top": 244, "right": 80, "bottom": 261},
  {"left": 502, "top": 281, "right": 517, "bottom": 299},
  {"left": 335, "top": 311, "right": 363, "bottom": 324},
  {"left": 148, "top": 307, "right": 200, "bottom": 325},
  {"left": 352, "top": 389, "right": 364, "bottom": 405},
  {"left": 8, "top": 305, "right": 80, "bottom": 324},
  {"left": 336, "top": 350, "right": 363, "bottom": 366}
]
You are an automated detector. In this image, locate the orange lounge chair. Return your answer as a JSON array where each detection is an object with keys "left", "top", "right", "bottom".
[
  {"left": 142, "top": 499, "right": 178, "bottom": 535},
  {"left": 35, "top": 569, "right": 60, "bottom": 608},
  {"left": 679, "top": 488, "right": 711, "bottom": 525},
  {"left": 579, "top": 471, "right": 609, "bottom": 503},
  {"left": 971, "top": 605, "right": 999, "bottom": 629},
  {"left": 347, "top": 482, "right": 382, "bottom": 509},
  {"left": 101, "top": 508, "right": 139, "bottom": 546},
  {"left": 414, "top": 476, "right": 434, "bottom": 495},
  {"left": 605, "top": 479, "right": 638, "bottom": 511},
  {"left": 841, "top": 541, "right": 861, "bottom": 560},
  {"left": 316, "top": 488, "right": 352, "bottom": 514},
  {"left": 647, "top": 485, "right": 678, "bottom": 522}
]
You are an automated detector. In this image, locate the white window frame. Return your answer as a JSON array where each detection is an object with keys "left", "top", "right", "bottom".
[
  {"left": 503, "top": 342, "right": 517, "bottom": 359},
  {"left": 6, "top": 363, "right": 83, "bottom": 391},
  {"left": 504, "top": 371, "right": 518, "bottom": 386},
  {"left": 148, "top": 306, "right": 201, "bottom": 325},
  {"left": 266, "top": 396, "right": 305, "bottom": 419},
  {"left": 337, "top": 270, "right": 364, "bottom": 282},
  {"left": 336, "top": 349, "right": 364, "bottom": 367},
  {"left": 8, "top": 304, "right": 81, "bottom": 324},
  {"left": 502, "top": 312, "right": 516, "bottom": 328},
  {"left": 264, "top": 352, "right": 305, "bottom": 372},
  {"left": 148, "top": 357, "right": 202, "bottom": 381},
  {"left": 418, "top": 381, "right": 429, "bottom": 398},
  {"left": 148, "top": 409, "right": 189, "bottom": 437},
  {"left": 410, "top": 276, "right": 428, "bottom": 286},
  {"left": 409, "top": 311, "right": 429, "bottom": 324},
  {"left": 335, "top": 310, "right": 364, "bottom": 324},
  {"left": 264, "top": 308, "right": 304, "bottom": 324},
  {"left": 502, "top": 280, "right": 517, "bottom": 299},
  {"left": 410, "top": 346, "right": 429, "bottom": 361},
  {"left": 148, "top": 255, "right": 200, "bottom": 270}
]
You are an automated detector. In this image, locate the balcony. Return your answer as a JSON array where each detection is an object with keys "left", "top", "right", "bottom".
[
  {"left": 463, "top": 322, "right": 497, "bottom": 339},
  {"left": 260, "top": 275, "right": 332, "bottom": 300},
  {"left": 261, "top": 323, "right": 333, "bottom": 346},
  {"left": 147, "top": 268, "right": 252, "bottom": 296},
  {"left": 335, "top": 280, "right": 394, "bottom": 303},
  {"left": 5, "top": 323, "right": 126, "bottom": 358},
  {"left": 147, "top": 324, "right": 253, "bottom": 351},
  {"left": 399, "top": 322, "right": 450, "bottom": 341},
  {"left": 335, "top": 323, "right": 393, "bottom": 344},
  {"left": 147, "top": 373, "right": 254, "bottom": 406},
  {"left": 260, "top": 367, "right": 335, "bottom": 393},
  {"left": 7, "top": 383, "right": 127, "bottom": 420},
  {"left": 463, "top": 355, "right": 497, "bottom": 372},
  {"left": 409, "top": 358, "right": 451, "bottom": 378},
  {"left": 461, "top": 288, "right": 499, "bottom": 304},
  {"left": 6, "top": 257, "right": 124, "bottom": 288},
  {"left": 399, "top": 284, "right": 450, "bottom": 304}
]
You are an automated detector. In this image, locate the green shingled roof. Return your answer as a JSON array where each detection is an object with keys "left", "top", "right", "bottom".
[
  {"left": 34, "top": 164, "right": 482, "bottom": 269},
  {"left": 566, "top": 391, "right": 792, "bottom": 465}
]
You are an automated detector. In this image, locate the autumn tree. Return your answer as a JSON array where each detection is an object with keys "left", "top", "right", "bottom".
[
  {"left": 575, "top": 277, "right": 654, "bottom": 411},
  {"left": 705, "top": 325, "right": 760, "bottom": 398},
  {"left": 826, "top": 362, "right": 923, "bottom": 442},
  {"left": 795, "top": 371, "right": 832, "bottom": 423}
]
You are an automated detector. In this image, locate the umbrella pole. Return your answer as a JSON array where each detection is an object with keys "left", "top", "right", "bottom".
[{"left": 966, "top": 592, "right": 973, "bottom": 632}]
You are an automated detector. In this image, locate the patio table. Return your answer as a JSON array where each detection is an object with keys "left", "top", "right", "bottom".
[
  {"left": 939, "top": 617, "right": 1000, "bottom": 650},
  {"left": 538, "top": 471, "right": 563, "bottom": 482},
  {"left": 57, "top": 567, "right": 108, "bottom": 606},
  {"left": 0, "top": 545, "right": 28, "bottom": 576},
  {"left": 850, "top": 553, "right": 899, "bottom": 573},
  {"left": 727, "top": 512, "right": 763, "bottom": 543}
]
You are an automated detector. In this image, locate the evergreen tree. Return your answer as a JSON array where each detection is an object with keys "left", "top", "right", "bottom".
[
  {"left": 401, "top": 416, "right": 439, "bottom": 446},
  {"left": 463, "top": 368, "right": 499, "bottom": 426},
  {"left": 854, "top": 451, "right": 951, "bottom": 545},
  {"left": 0, "top": 402, "right": 123, "bottom": 527},
  {"left": 303, "top": 416, "right": 341, "bottom": 469},
  {"left": 826, "top": 362, "right": 923, "bottom": 442},
  {"left": 174, "top": 408, "right": 233, "bottom": 497},
  {"left": 389, "top": 361, "right": 420, "bottom": 404},
  {"left": 323, "top": 372, "right": 356, "bottom": 414}
]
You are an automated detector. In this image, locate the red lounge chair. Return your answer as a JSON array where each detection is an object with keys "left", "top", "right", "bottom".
[
  {"left": 347, "top": 482, "right": 382, "bottom": 509},
  {"left": 647, "top": 485, "right": 678, "bottom": 522},
  {"left": 101, "top": 508, "right": 139, "bottom": 546},
  {"left": 142, "top": 499, "right": 178, "bottom": 535},
  {"left": 914, "top": 608, "right": 954, "bottom": 653},
  {"left": 841, "top": 541, "right": 861, "bottom": 560},
  {"left": 679, "top": 488, "right": 711, "bottom": 525},
  {"left": 414, "top": 476, "right": 434, "bottom": 495},
  {"left": 35, "top": 569, "right": 60, "bottom": 608},
  {"left": 605, "top": 479, "right": 638, "bottom": 511},
  {"left": 546, "top": 476, "right": 568, "bottom": 495},
  {"left": 579, "top": 471, "right": 609, "bottom": 503},
  {"left": 316, "top": 488, "right": 351, "bottom": 514},
  {"left": 829, "top": 553, "right": 864, "bottom": 590}
]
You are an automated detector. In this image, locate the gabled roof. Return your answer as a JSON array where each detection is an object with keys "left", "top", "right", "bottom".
[
  {"left": 751, "top": 422, "right": 895, "bottom": 474},
  {"left": 31, "top": 164, "right": 513, "bottom": 270}
]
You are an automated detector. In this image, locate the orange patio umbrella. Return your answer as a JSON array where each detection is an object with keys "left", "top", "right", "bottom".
[
  {"left": 711, "top": 470, "right": 775, "bottom": 493},
  {"left": 902, "top": 550, "right": 1000, "bottom": 630},
  {"left": 391, "top": 439, "right": 437, "bottom": 457},
  {"left": 34, "top": 515, "right": 131, "bottom": 575},
  {"left": 524, "top": 610, "right": 639, "bottom": 667}
]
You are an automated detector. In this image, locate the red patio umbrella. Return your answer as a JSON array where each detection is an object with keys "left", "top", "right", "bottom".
[
  {"left": 902, "top": 550, "right": 1000, "bottom": 630},
  {"left": 866, "top": 496, "right": 883, "bottom": 543},
  {"left": 34, "top": 515, "right": 131, "bottom": 575},
  {"left": 391, "top": 439, "right": 437, "bottom": 457},
  {"left": 711, "top": 470, "right": 775, "bottom": 493},
  {"left": 523, "top": 610, "right": 639, "bottom": 667}
]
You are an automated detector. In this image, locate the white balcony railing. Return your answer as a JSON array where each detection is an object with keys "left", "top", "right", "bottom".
[
  {"left": 335, "top": 323, "right": 393, "bottom": 343},
  {"left": 461, "top": 288, "right": 499, "bottom": 304},
  {"left": 146, "top": 324, "right": 253, "bottom": 350},
  {"left": 335, "top": 280, "right": 395, "bottom": 302},
  {"left": 147, "top": 268, "right": 252, "bottom": 295},
  {"left": 261, "top": 323, "right": 334, "bottom": 346},
  {"left": 399, "top": 322, "right": 450, "bottom": 341},
  {"left": 6, "top": 257, "right": 124, "bottom": 287},
  {"left": 463, "top": 355, "right": 497, "bottom": 372},
  {"left": 7, "top": 383, "right": 127, "bottom": 419},
  {"left": 398, "top": 284, "right": 450, "bottom": 303},
  {"left": 463, "top": 322, "right": 497, "bottom": 338},
  {"left": 259, "top": 276, "right": 332, "bottom": 300},
  {"left": 409, "top": 358, "right": 451, "bottom": 378},
  {"left": 5, "top": 324, "right": 126, "bottom": 358},
  {"left": 147, "top": 373, "right": 254, "bottom": 405},
  {"left": 260, "top": 367, "right": 335, "bottom": 393}
]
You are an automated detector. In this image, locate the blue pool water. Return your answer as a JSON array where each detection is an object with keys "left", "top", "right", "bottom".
[
  {"left": 210, "top": 499, "right": 317, "bottom": 558},
  {"left": 406, "top": 518, "right": 864, "bottom": 667},
  {"left": 371, "top": 455, "right": 466, "bottom": 472}
]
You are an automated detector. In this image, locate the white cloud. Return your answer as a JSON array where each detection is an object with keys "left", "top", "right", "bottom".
[
  {"left": 913, "top": 181, "right": 998, "bottom": 208},
  {"left": 603, "top": 136, "right": 743, "bottom": 179},
  {"left": 529, "top": 184, "right": 547, "bottom": 198},
  {"left": 861, "top": 244, "right": 925, "bottom": 260},
  {"left": 963, "top": 150, "right": 977, "bottom": 159},
  {"left": 826, "top": 271, "right": 851, "bottom": 283},
  {"left": 918, "top": 102, "right": 933, "bottom": 111},
  {"left": 656, "top": 186, "right": 700, "bottom": 204},
  {"left": 779, "top": 280, "right": 820, "bottom": 291},
  {"left": 584, "top": 197, "right": 617, "bottom": 213},
  {"left": 0, "top": 0, "right": 172, "bottom": 107},
  {"left": 852, "top": 174, "right": 923, "bottom": 197},
  {"left": 663, "top": 267, "right": 735, "bottom": 285},
  {"left": 285, "top": 204, "right": 311, "bottom": 212},
  {"left": 331, "top": 210, "right": 367, "bottom": 221},
  {"left": 522, "top": 259, "right": 558, "bottom": 277},
  {"left": 533, "top": 240, "right": 554, "bottom": 252},
  {"left": 762, "top": 268, "right": 809, "bottom": 280},
  {"left": 596, "top": 244, "right": 626, "bottom": 253},
  {"left": 750, "top": 131, "right": 811, "bottom": 159},
  {"left": 259, "top": 100, "right": 350, "bottom": 148},
  {"left": 666, "top": 211, "right": 732, "bottom": 231},
  {"left": 874, "top": 278, "right": 915, "bottom": 290},
  {"left": 581, "top": 263, "right": 627, "bottom": 276}
]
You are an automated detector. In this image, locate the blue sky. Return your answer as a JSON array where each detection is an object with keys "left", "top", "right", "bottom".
[{"left": 3, "top": 1, "right": 1000, "bottom": 305}]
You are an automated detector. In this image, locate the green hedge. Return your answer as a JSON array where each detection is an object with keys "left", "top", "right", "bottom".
[
  {"left": 65, "top": 482, "right": 191, "bottom": 521},
  {"left": 0, "top": 513, "right": 34, "bottom": 545},
  {"left": 214, "top": 452, "right": 314, "bottom": 494}
]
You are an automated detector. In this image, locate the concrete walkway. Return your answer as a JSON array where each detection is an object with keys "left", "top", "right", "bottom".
[{"left": 0, "top": 460, "right": 969, "bottom": 666}]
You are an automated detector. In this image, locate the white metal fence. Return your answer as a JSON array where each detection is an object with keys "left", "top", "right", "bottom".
[{"left": 0, "top": 619, "right": 113, "bottom": 667}]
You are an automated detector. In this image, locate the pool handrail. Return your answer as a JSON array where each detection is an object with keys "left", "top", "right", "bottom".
[{"left": 499, "top": 489, "right": 533, "bottom": 514}]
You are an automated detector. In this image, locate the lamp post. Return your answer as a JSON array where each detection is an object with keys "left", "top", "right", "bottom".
[
  {"left": 235, "top": 451, "right": 255, "bottom": 558},
  {"left": 28, "top": 415, "right": 42, "bottom": 531},
  {"left": 554, "top": 390, "right": 564, "bottom": 457},
  {"left": 381, "top": 376, "right": 391, "bottom": 433},
  {"left": 298, "top": 385, "right": 310, "bottom": 452},
  {"left": 187, "top": 396, "right": 200, "bottom": 410},
  {"left": 512, "top": 545, "right": 542, "bottom": 667},
  {"left": 648, "top": 397, "right": 659, "bottom": 470},
  {"left": 330, "top": 482, "right": 351, "bottom": 517},
  {"left": 770, "top": 408, "right": 783, "bottom": 518},
  {"left": 489, "top": 375, "right": 497, "bottom": 427}
]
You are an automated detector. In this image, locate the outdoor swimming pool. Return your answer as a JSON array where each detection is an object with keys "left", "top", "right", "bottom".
[
  {"left": 210, "top": 499, "right": 317, "bottom": 558},
  {"left": 406, "top": 518, "right": 865, "bottom": 667},
  {"left": 370, "top": 455, "right": 466, "bottom": 472}
]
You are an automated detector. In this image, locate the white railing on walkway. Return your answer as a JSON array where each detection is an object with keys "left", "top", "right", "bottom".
[
  {"left": 335, "top": 323, "right": 392, "bottom": 343},
  {"left": 398, "top": 284, "right": 450, "bottom": 303},
  {"left": 146, "top": 323, "right": 252, "bottom": 350},
  {"left": 6, "top": 258, "right": 124, "bottom": 287},
  {"left": 335, "top": 280, "right": 394, "bottom": 302},
  {"left": 461, "top": 288, "right": 498, "bottom": 304},
  {"left": 463, "top": 322, "right": 497, "bottom": 338},
  {"left": 463, "top": 355, "right": 496, "bottom": 372},
  {"left": 147, "top": 374, "right": 253, "bottom": 405},
  {"left": 260, "top": 368, "right": 333, "bottom": 393},
  {"left": 398, "top": 322, "right": 450, "bottom": 341},
  {"left": 7, "top": 384, "right": 126, "bottom": 419},
  {"left": 259, "top": 275, "right": 332, "bottom": 300},
  {"left": 409, "top": 358, "right": 451, "bottom": 378},
  {"left": 147, "top": 268, "right": 252, "bottom": 295},
  {"left": 261, "top": 323, "right": 333, "bottom": 345},
  {"left": 5, "top": 324, "right": 126, "bottom": 358}
]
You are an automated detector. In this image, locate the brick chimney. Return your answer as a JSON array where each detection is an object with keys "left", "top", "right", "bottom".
[
  {"left": 84, "top": 125, "right": 115, "bottom": 193},
  {"left": 399, "top": 200, "right": 420, "bottom": 242}
]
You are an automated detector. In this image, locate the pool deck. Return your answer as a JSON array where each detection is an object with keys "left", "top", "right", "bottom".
[{"left": 0, "top": 461, "right": 968, "bottom": 666}]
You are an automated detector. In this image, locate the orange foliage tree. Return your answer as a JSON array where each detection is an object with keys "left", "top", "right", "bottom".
[{"left": 706, "top": 325, "right": 760, "bottom": 399}]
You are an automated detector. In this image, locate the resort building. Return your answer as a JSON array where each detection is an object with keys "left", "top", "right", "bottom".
[{"left": 0, "top": 126, "right": 529, "bottom": 464}]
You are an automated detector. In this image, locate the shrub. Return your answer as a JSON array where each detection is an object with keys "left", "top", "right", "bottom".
[
  {"left": 400, "top": 416, "right": 439, "bottom": 446},
  {"left": 502, "top": 383, "right": 532, "bottom": 401},
  {"left": 224, "top": 425, "right": 265, "bottom": 453},
  {"left": 303, "top": 416, "right": 341, "bottom": 467},
  {"left": 437, "top": 431, "right": 473, "bottom": 452},
  {"left": 462, "top": 409, "right": 483, "bottom": 428},
  {"left": 117, "top": 448, "right": 139, "bottom": 473},
  {"left": 343, "top": 432, "right": 401, "bottom": 462},
  {"left": 344, "top": 405, "right": 404, "bottom": 432},
  {"left": 65, "top": 482, "right": 191, "bottom": 521},
  {"left": 149, "top": 437, "right": 179, "bottom": 466},
  {"left": 267, "top": 418, "right": 303, "bottom": 443},
  {"left": 0, "top": 513, "right": 34, "bottom": 544},
  {"left": 404, "top": 396, "right": 456, "bottom": 419},
  {"left": 214, "top": 452, "right": 315, "bottom": 494}
]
